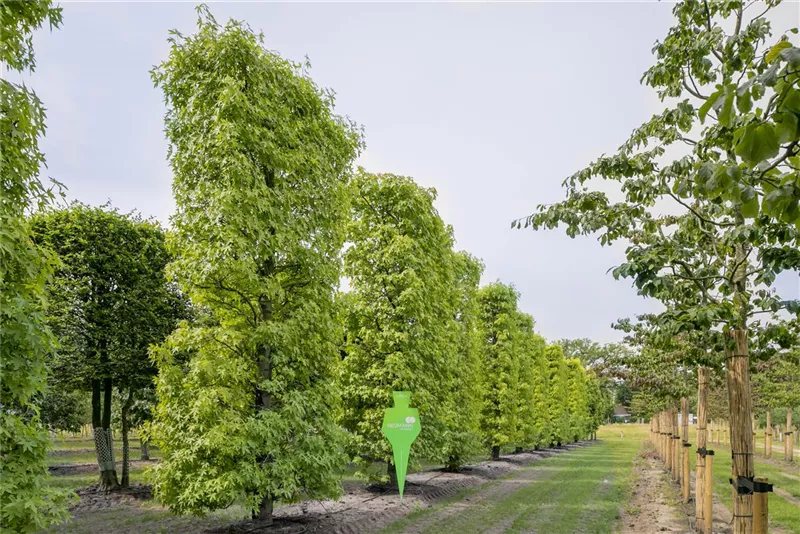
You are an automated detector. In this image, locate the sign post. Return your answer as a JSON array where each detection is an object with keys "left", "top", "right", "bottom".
[{"left": 381, "top": 391, "right": 421, "bottom": 499}]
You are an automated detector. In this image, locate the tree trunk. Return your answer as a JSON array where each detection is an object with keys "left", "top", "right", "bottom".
[
  {"left": 726, "top": 329, "right": 754, "bottom": 534},
  {"left": 140, "top": 438, "right": 150, "bottom": 461},
  {"left": 765, "top": 411, "right": 771, "bottom": 459},
  {"left": 786, "top": 407, "right": 793, "bottom": 462},
  {"left": 491, "top": 445, "right": 500, "bottom": 460},
  {"left": 121, "top": 388, "right": 134, "bottom": 487},
  {"left": 696, "top": 367, "right": 709, "bottom": 532},
  {"left": 251, "top": 294, "right": 275, "bottom": 524}
]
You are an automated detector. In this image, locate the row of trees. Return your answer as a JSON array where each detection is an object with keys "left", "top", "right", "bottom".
[
  {"left": 0, "top": 5, "right": 609, "bottom": 531},
  {"left": 517, "top": 1, "right": 800, "bottom": 533}
]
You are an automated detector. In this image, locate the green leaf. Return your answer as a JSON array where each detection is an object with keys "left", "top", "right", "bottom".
[
  {"left": 741, "top": 196, "right": 759, "bottom": 218},
  {"left": 780, "top": 47, "right": 800, "bottom": 68},
  {"left": 766, "top": 41, "right": 791, "bottom": 63},
  {"left": 775, "top": 112, "right": 799, "bottom": 144},
  {"left": 736, "top": 90, "right": 752, "bottom": 114},
  {"left": 719, "top": 90, "right": 735, "bottom": 127},
  {"left": 698, "top": 89, "right": 722, "bottom": 124},
  {"left": 734, "top": 123, "right": 780, "bottom": 166}
]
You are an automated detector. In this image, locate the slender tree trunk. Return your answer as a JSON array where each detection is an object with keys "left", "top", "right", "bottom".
[
  {"left": 491, "top": 445, "right": 500, "bottom": 460},
  {"left": 786, "top": 408, "right": 793, "bottom": 462},
  {"left": 696, "top": 367, "right": 709, "bottom": 532},
  {"left": 121, "top": 388, "right": 134, "bottom": 487},
  {"left": 726, "top": 329, "right": 754, "bottom": 534},
  {"left": 140, "top": 437, "right": 150, "bottom": 461},
  {"left": 252, "top": 293, "right": 274, "bottom": 523},
  {"left": 765, "top": 411, "right": 771, "bottom": 459}
]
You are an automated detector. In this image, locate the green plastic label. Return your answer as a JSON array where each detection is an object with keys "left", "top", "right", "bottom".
[{"left": 381, "top": 391, "right": 421, "bottom": 499}]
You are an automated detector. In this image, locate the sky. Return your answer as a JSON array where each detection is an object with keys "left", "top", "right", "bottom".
[{"left": 25, "top": 0, "right": 800, "bottom": 344}]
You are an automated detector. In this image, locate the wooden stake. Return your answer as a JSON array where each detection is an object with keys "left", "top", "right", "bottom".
[
  {"left": 673, "top": 409, "right": 679, "bottom": 483},
  {"left": 726, "top": 329, "right": 754, "bottom": 534},
  {"left": 696, "top": 367, "right": 709, "bottom": 532},
  {"left": 682, "top": 443, "right": 690, "bottom": 503},
  {"left": 766, "top": 412, "right": 772, "bottom": 459},
  {"left": 753, "top": 477, "right": 769, "bottom": 534},
  {"left": 786, "top": 407, "right": 793, "bottom": 463},
  {"left": 705, "top": 451, "right": 714, "bottom": 534}
]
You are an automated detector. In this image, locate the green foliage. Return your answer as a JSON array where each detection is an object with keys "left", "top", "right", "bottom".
[
  {"left": 545, "top": 345, "right": 572, "bottom": 445},
  {"left": 442, "top": 252, "right": 485, "bottom": 469},
  {"left": 339, "top": 171, "right": 465, "bottom": 468},
  {"left": 565, "top": 359, "right": 590, "bottom": 441},
  {"left": 148, "top": 7, "right": 361, "bottom": 517},
  {"left": 35, "top": 386, "right": 90, "bottom": 433},
  {"left": 476, "top": 283, "right": 522, "bottom": 452},
  {"left": 515, "top": 315, "right": 548, "bottom": 448},
  {"left": 0, "top": 1, "right": 73, "bottom": 530}
]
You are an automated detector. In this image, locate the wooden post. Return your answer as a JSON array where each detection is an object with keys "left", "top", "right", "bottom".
[
  {"left": 673, "top": 409, "right": 680, "bottom": 483},
  {"left": 705, "top": 450, "right": 714, "bottom": 534},
  {"left": 753, "top": 477, "right": 769, "bottom": 534},
  {"left": 786, "top": 407, "right": 793, "bottom": 462},
  {"left": 681, "top": 396, "right": 689, "bottom": 500},
  {"left": 766, "top": 412, "right": 772, "bottom": 459},
  {"left": 696, "top": 367, "right": 709, "bottom": 532},
  {"left": 682, "top": 443, "right": 690, "bottom": 503},
  {"left": 726, "top": 329, "right": 755, "bottom": 534},
  {"left": 666, "top": 410, "right": 673, "bottom": 472}
]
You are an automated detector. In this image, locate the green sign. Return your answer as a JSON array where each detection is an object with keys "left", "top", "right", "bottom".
[{"left": 381, "top": 391, "right": 421, "bottom": 499}]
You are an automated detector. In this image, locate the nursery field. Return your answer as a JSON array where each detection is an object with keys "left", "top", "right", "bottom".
[{"left": 40, "top": 425, "right": 799, "bottom": 533}]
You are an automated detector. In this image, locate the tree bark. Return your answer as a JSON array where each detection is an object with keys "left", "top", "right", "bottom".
[
  {"left": 726, "top": 329, "right": 754, "bottom": 534},
  {"left": 140, "top": 438, "right": 150, "bottom": 461},
  {"left": 121, "top": 388, "right": 134, "bottom": 487},
  {"left": 252, "top": 294, "right": 274, "bottom": 524},
  {"left": 786, "top": 407, "right": 793, "bottom": 462},
  {"left": 765, "top": 411, "right": 771, "bottom": 459},
  {"left": 696, "top": 367, "right": 709, "bottom": 532}
]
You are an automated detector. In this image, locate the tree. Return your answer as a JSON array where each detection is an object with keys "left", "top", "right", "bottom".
[
  {"left": 147, "top": 7, "right": 361, "bottom": 523},
  {"left": 476, "top": 283, "right": 523, "bottom": 458},
  {"left": 442, "top": 251, "right": 484, "bottom": 470},
  {"left": 545, "top": 345, "right": 572, "bottom": 447},
  {"left": 31, "top": 204, "right": 182, "bottom": 489},
  {"left": 339, "top": 171, "right": 462, "bottom": 474},
  {"left": 35, "top": 386, "right": 90, "bottom": 433},
  {"left": 517, "top": 3, "right": 800, "bottom": 529},
  {"left": 565, "top": 358, "right": 590, "bottom": 442},
  {"left": 515, "top": 314, "right": 548, "bottom": 450},
  {"left": 0, "top": 1, "right": 73, "bottom": 530}
]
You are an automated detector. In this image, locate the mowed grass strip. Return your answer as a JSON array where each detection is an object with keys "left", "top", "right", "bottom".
[
  {"left": 688, "top": 443, "right": 800, "bottom": 533},
  {"left": 381, "top": 425, "right": 644, "bottom": 534}
]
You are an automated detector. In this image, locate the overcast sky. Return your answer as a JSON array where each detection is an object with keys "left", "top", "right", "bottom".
[{"left": 26, "top": 1, "right": 799, "bottom": 343}]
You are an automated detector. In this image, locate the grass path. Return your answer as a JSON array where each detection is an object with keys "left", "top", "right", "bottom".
[{"left": 380, "top": 427, "right": 642, "bottom": 534}]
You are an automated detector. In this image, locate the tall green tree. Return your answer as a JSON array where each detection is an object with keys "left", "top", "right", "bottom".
[
  {"left": 147, "top": 8, "right": 361, "bottom": 523},
  {"left": 476, "top": 283, "right": 522, "bottom": 459},
  {"left": 545, "top": 345, "right": 572, "bottom": 446},
  {"left": 0, "top": 2, "right": 72, "bottom": 530},
  {"left": 31, "top": 204, "right": 183, "bottom": 489},
  {"left": 517, "top": 3, "right": 799, "bottom": 529},
  {"left": 515, "top": 314, "right": 548, "bottom": 449},
  {"left": 339, "top": 171, "right": 460, "bottom": 474},
  {"left": 565, "top": 358, "right": 590, "bottom": 442},
  {"left": 442, "top": 251, "right": 484, "bottom": 470}
]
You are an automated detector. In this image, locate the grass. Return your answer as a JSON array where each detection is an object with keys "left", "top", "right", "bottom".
[
  {"left": 379, "top": 424, "right": 645, "bottom": 534},
  {"left": 688, "top": 439, "right": 800, "bottom": 533}
]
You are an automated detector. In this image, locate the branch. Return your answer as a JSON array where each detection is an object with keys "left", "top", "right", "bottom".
[
  {"left": 760, "top": 141, "right": 799, "bottom": 176},
  {"left": 666, "top": 190, "right": 735, "bottom": 228}
]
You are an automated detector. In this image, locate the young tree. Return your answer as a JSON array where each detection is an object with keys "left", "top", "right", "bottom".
[
  {"left": 545, "top": 344, "right": 572, "bottom": 447},
  {"left": 31, "top": 204, "right": 181, "bottom": 489},
  {"left": 565, "top": 358, "right": 590, "bottom": 442},
  {"left": 0, "top": 2, "right": 72, "bottom": 530},
  {"left": 339, "top": 171, "right": 461, "bottom": 474},
  {"left": 442, "top": 251, "right": 484, "bottom": 470},
  {"left": 517, "top": 3, "right": 800, "bottom": 529},
  {"left": 515, "top": 314, "right": 548, "bottom": 450},
  {"left": 476, "top": 283, "right": 523, "bottom": 459},
  {"left": 148, "top": 8, "right": 361, "bottom": 523}
]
